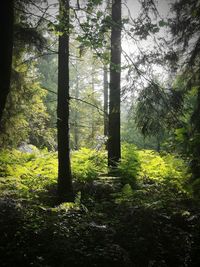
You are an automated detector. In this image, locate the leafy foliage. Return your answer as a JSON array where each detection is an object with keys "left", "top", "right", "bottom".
[
  {"left": 72, "top": 148, "right": 107, "bottom": 182},
  {"left": 135, "top": 81, "right": 183, "bottom": 140},
  {"left": 138, "top": 150, "right": 188, "bottom": 182},
  {"left": 0, "top": 52, "right": 55, "bottom": 149},
  {"left": 117, "top": 143, "right": 140, "bottom": 187},
  {"left": 0, "top": 148, "right": 200, "bottom": 266},
  {"left": 0, "top": 149, "right": 57, "bottom": 203},
  {"left": 167, "top": 0, "right": 200, "bottom": 183},
  {"left": 115, "top": 149, "right": 190, "bottom": 210},
  {"left": 0, "top": 148, "right": 108, "bottom": 202}
]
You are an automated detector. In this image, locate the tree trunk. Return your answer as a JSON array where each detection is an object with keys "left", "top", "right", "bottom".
[
  {"left": 74, "top": 71, "right": 79, "bottom": 150},
  {"left": 103, "top": 65, "right": 109, "bottom": 137},
  {"left": 57, "top": 0, "right": 73, "bottom": 202},
  {"left": 0, "top": 1, "right": 14, "bottom": 127},
  {"left": 156, "top": 138, "right": 161, "bottom": 152},
  {"left": 91, "top": 64, "right": 95, "bottom": 144},
  {"left": 108, "top": 0, "right": 121, "bottom": 167}
]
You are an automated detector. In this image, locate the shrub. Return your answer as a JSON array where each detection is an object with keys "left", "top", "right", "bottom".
[
  {"left": 138, "top": 150, "right": 189, "bottom": 189},
  {"left": 0, "top": 148, "right": 108, "bottom": 202},
  {"left": 117, "top": 143, "right": 140, "bottom": 187},
  {"left": 138, "top": 150, "right": 168, "bottom": 180},
  {"left": 115, "top": 149, "right": 190, "bottom": 207},
  {"left": 71, "top": 148, "right": 107, "bottom": 182},
  {"left": 0, "top": 149, "right": 57, "bottom": 202}
]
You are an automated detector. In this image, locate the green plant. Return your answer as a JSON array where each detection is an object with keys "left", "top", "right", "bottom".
[
  {"left": 114, "top": 149, "right": 190, "bottom": 208},
  {"left": 0, "top": 149, "right": 57, "bottom": 202},
  {"left": 114, "top": 183, "right": 134, "bottom": 204},
  {"left": 117, "top": 143, "right": 140, "bottom": 187},
  {"left": 138, "top": 150, "right": 189, "bottom": 189},
  {"left": 71, "top": 148, "right": 107, "bottom": 182},
  {"left": 138, "top": 150, "right": 168, "bottom": 180}
]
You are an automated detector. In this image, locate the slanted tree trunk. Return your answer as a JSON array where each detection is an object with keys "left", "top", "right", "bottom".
[
  {"left": 103, "top": 64, "right": 109, "bottom": 137},
  {"left": 108, "top": 0, "right": 121, "bottom": 167},
  {"left": 0, "top": 1, "right": 14, "bottom": 126},
  {"left": 57, "top": 0, "right": 73, "bottom": 202}
]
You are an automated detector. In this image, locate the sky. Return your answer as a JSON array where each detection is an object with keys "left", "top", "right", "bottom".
[
  {"left": 125, "top": 0, "right": 173, "bottom": 17},
  {"left": 121, "top": 0, "right": 175, "bottom": 80},
  {"left": 29, "top": 0, "right": 175, "bottom": 87}
]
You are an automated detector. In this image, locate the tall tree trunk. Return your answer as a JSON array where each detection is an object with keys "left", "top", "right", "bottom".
[
  {"left": 0, "top": 1, "right": 14, "bottom": 127},
  {"left": 74, "top": 71, "right": 79, "bottom": 150},
  {"left": 103, "top": 65, "right": 108, "bottom": 137},
  {"left": 108, "top": 0, "right": 121, "bottom": 167},
  {"left": 91, "top": 64, "right": 95, "bottom": 143},
  {"left": 57, "top": 0, "right": 73, "bottom": 202}
]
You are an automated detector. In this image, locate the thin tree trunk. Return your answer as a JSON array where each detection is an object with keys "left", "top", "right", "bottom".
[
  {"left": 103, "top": 65, "right": 108, "bottom": 137},
  {"left": 108, "top": 0, "right": 121, "bottom": 167},
  {"left": 91, "top": 64, "right": 95, "bottom": 143},
  {"left": 0, "top": 1, "right": 14, "bottom": 127},
  {"left": 157, "top": 138, "right": 161, "bottom": 152},
  {"left": 74, "top": 72, "right": 79, "bottom": 150},
  {"left": 57, "top": 0, "right": 73, "bottom": 202}
]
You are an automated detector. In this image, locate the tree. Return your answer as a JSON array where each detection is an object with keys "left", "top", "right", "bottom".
[
  {"left": 135, "top": 82, "right": 169, "bottom": 152},
  {"left": 0, "top": 0, "right": 52, "bottom": 148},
  {"left": 169, "top": 0, "right": 200, "bottom": 180},
  {"left": 0, "top": 0, "right": 48, "bottom": 127},
  {"left": 103, "top": 64, "right": 109, "bottom": 137},
  {"left": 57, "top": 0, "right": 73, "bottom": 202},
  {"left": 108, "top": 0, "right": 121, "bottom": 167},
  {"left": 69, "top": 49, "right": 104, "bottom": 149},
  {"left": 73, "top": 62, "right": 80, "bottom": 150},
  {"left": 0, "top": 56, "right": 52, "bottom": 149},
  {"left": 0, "top": 1, "right": 14, "bottom": 126}
]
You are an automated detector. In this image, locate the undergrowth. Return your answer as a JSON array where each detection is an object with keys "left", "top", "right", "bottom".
[{"left": 1, "top": 146, "right": 199, "bottom": 267}]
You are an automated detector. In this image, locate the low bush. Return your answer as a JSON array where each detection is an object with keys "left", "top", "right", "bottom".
[
  {"left": 114, "top": 149, "right": 190, "bottom": 209},
  {"left": 0, "top": 149, "right": 57, "bottom": 203},
  {"left": 71, "top": 148, "right": 107, "bottom": 182},
  {"left": 117, "top": 143, "right": 140, "bottom": 187},
  {"left": 0, "top": 147, "right": 199, "bottom": 267},
  {"left": 138, "top": 150, "right": 189, "bottom": 190},
  {"left": 0, "top": 148, "right": 108, "bottom": 202}
]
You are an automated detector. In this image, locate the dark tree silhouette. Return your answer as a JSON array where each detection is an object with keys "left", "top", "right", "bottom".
[
  {"left": 104, "top": 65, "right": 109, "bottom": 137},
  {"left": 57, "top": 0, "right": 74, "bottom": 202},
  {"left": 0, "top": 1, "right": 14, "bottom": 126},
  {"left": 108, "top": 0, "right": 121, "bottom": 167}
]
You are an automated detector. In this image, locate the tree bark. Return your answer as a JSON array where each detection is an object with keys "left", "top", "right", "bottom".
[
  {"left": 103, "top": 65, "right": 109, "bottom": 137},
  {"left": 91, "top": 65, "right": 95, "bottom": 142},
  {"left": 0, "top": 1, "right": 14, "bottom": 127},
  {"left": 57, "top": 0, "right": 73, "bottom": 202},
  {"left": 74, "top": 71, "right": 79, "bottom": 150},
  {"left": 108, "top": 0, "right": 121, "bottom": 167}
]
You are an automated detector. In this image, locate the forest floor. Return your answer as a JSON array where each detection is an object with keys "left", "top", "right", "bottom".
[{"left": 1, "top": 148, "right": 200, "bottom": 266}]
